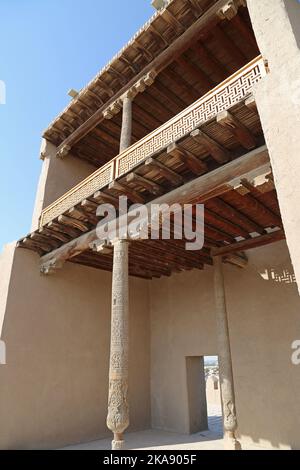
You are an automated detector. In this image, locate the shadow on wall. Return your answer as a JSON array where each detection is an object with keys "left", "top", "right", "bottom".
[
  {"left": 259, "top": 267, "right": 296, "bottom": 285},
  {"left": 225, "top": 242, "right": 300, "bottom": 450}
]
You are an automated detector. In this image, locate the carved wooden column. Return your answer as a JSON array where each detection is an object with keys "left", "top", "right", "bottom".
[
  {"left": 106, "top": 87, "right": 134, "bottom": 450},
  {"left": 119, "top": 92, "right": 133, "bottom": 153},
  {"left": 107, "top": 239, "right": 130, "bottom": 450},
  {"left": 214, "top": 256, "right": 241, "bottom": 450}
]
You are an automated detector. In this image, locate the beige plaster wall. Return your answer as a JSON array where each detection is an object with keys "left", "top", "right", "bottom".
[
  {"left": 31, "top": 139, "right": 96, "bottom": 231},
  {"left": 247, "top": 0, "right": 300, "bottom": 294},
  {"left": 0, "top": 243, "right": 16, "bottom": 337},
  {"left": 0, "top": 247, "right": 150, "bottom": 449},
  {"left": 150, "top": 240, "right": 300, "bottom": 450}
]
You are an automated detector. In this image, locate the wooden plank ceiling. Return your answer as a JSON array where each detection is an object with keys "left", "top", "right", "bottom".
[
  {"left": 18, "top": 153, "right": 284, "bottom": 279},
  {"left": 17, "top": 1, "right": 286, "bottom": 278},
  {"left": 43, "top": 1, "right": 260, "bottom": 167}
]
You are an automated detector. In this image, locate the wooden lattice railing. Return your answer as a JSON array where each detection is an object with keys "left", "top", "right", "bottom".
[{"left": 40, "top": 56, "right": 266, "bottom": 227}]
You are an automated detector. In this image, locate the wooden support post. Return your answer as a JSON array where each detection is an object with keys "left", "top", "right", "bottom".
[
  {"left": 214, "top": 257, "right": 241, "bottom": 450},
  {"left": 120, "top": 92, "right": 133, "bottom": 153},
  {"left": 107, "top": 239, "right": 130, "bottom": 450},
  {"left": 107, "top": 86, "right": 133, "bottom": 449}
]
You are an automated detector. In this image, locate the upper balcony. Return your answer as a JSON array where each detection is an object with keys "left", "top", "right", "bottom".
[
  {"left": 40, "top": 55, "right": 267, "bottom": 227},
  {"left": 17, "top": 0, "right": 285, "bottom": 279}
]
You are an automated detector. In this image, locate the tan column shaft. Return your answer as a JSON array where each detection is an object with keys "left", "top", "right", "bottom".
[
  {"left": 107, "top": 239, "right": 130, "bottom": 450},
  {"left": 119, "top": 95, "right": 132, "bottom": 153},
  {"left": 107, "top": 88, "right": 133, "bottom": 450},
  {"left": 214, "top": 256, "right": 241, "bottom": 450}
]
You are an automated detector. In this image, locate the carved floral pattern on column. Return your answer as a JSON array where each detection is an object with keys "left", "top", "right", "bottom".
[
  {"left": 106, "top": 240, "right": 130, "bottom": 439},
  {"left": 223, "top": 399, "right": 238, "bottom": 432},
  {"left": 107, "top": 378, "right": 129, "bottom": 434}
]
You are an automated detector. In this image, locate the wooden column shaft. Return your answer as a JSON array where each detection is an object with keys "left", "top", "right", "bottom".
[
  {"left": 214, "top": 256, "right": 241, "bottom": 450},
  {"left": 120, "top": 96, "right": 132, "bottom": 153},
  {"left": 107, "top": 239, "right": 130, "bottom": 450},
  {"left": 107, "top": 91, "right": 133, "bottom": 450}
]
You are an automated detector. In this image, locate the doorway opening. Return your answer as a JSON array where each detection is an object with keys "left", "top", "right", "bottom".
[
  {"left": 185, "top": 356, "right": 223, "bottom": 437},
  {"left": 204, "top": 356, "right": 223, "bottom": 437}
]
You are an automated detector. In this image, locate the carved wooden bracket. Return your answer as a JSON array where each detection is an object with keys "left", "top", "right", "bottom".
[
  {"left": 223, "top": 252, "right": 248, "bottom": 268},
  {"left": 228, "top": 164, "right": 274, "bottom": 195},
  {"left": 103, "top": 71, "right": 158, "bottom": 120},
  {"left": 217, "top": 0, "right": 246, "bottom": 20},
  {"left": 40, "top": 258, "right": 65, "bottom": 275},
  {"left": 89, "top": 240, "right": 112, "bottom": 254},
  {"left": 57, "top": 144, "right": 71, "bottom": 159}
]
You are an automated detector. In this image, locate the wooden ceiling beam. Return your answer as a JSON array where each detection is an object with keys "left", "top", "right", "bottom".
[
  {"left": 144, "top": 157, "right": 184, "bottom": 186},
  {"left": 161, "top": 9, "right": 185, "bottom": 35},
  {"left": 176, "top": 56, "right": 212, "bottom": 91},
  {"left": 83, "top": 132, "right": 117, "bottom": 153},
  {"left": 167, "top": 142, "right": 207, "bottom": 176},
  {"left": 108, "top": 181, "right": 145, "bottom": 204},
  {"left": 160, "top": 68, "right": 200, "bottom": 102},
  {"left": 205, "top": 223, "right": 236, "bottom": 243},
  {"left": 58, "top": 215, "right": 89, "bottom": 233},
  {"left": 133, "top": 41, "right": 153, "bottom": 62},
  {"left": 133, "top": 102, "right": 162, "bottom": 129},
  {"left": 186, "top": 0, "right": 204, "bottom": 17},
  {"left": 212, "top": 230, "right": 285, "bottom": 256},
  {"left": 137, "top": 91, "right": 174, "bottom": 122},
  {"left": 191, "top": 41, "right": 228, "bottom": 82},
  {"left": 217, "top": 110, "right": 256, "bottom": 150},
  {"left": 245, "top": 95, "right": 258, "bottom": 113},
  {"left": 150, "top": 80, "right": 186, "bottom": 110},
  {"left": 54, "top": 0, "right": 230, "bottom": 151},
  {"left": 95, "top": 78, "right": 115, "bottom": 98},
  {"left": 204, "top": 207, "right": 250, "bottom": 239},
  {"left": 190, "top": 128, "right": 230, "bottom": 163},
  {"left": 212, "top": 24, "right": 247, "bottom": 69},
  {"left": 92, "top": 126, "right": 119, "bottom": 148},
  {"left": 212, "top": 197, "right": 265, "bottom": 234},
  {"left": 147, "top": 239, "right": 212, "bottom": 267},
  {"left": 47, "top": 221, "right": 80, "bottom": 239},
  {"left": 86, "top": 89, "right": 104, "bottom": 108},
  {"left": 81, "top": 199, "right": 99, "bottom": 215},
  {"left": 93, "top": 190, "right": 120, "bottom": 207},
  {"left": 224, "top": 191, "right": 282, "bottom": 229},
  {"left": 148, "top": 24, "right": 170, "bottom": 48},
  {"left": 68, "top": 207, "right": 98, "bottom": 225},
  {"left": 38, "top": 226, "right": 70, "bottom": 244},
  {"left": 126, "top": 172, "right": 163, "bottom": 196},
  {"left": 39, "top": 145, "right": 269, "bottom": 270},
  {"left": 30, "top": 232, "right": 60, "bottom": 250},
  {"left": 230, "top": 13, "right": 258, "bottom": 51},
  {"left": 19, "top": 238, "right": 49, "bottom": 255}
]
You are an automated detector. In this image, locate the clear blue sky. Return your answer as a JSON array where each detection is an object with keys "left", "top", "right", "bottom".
[{"left": 0, "top": 0, "right": 153, "bottom": 249}]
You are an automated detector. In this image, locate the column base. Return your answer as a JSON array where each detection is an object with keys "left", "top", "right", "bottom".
[
  {"left": 112, "top": 439, "right": 125, "bottom": 450},
  {"left": 224, "top": 434, "right": 242, "bottom": 450}
]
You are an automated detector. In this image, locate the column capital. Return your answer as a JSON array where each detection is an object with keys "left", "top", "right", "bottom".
[
  {"left": 122, "top": 88, "right": 137, "bottom": 101},
  {"left": 111, "top": 237, "right": 130, "bottom": 247}
]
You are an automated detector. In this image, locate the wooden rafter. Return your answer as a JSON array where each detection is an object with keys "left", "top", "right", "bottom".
[
  {"left": 53, "top": 0, "right": 230, "bottom": 153},
  {"left": 212, "top": 230, "right": 285, "bottom": 256},
  {"left": 36, "top": 145, "right": 270, "bottom": 271}
]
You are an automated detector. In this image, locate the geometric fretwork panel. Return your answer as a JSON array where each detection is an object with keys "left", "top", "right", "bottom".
[
  {"left": 116, "top": 56, "right": 266, "bottom": 177},
  {"left": 40, "top": 161, "right": 114, "bottom": 226}
]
